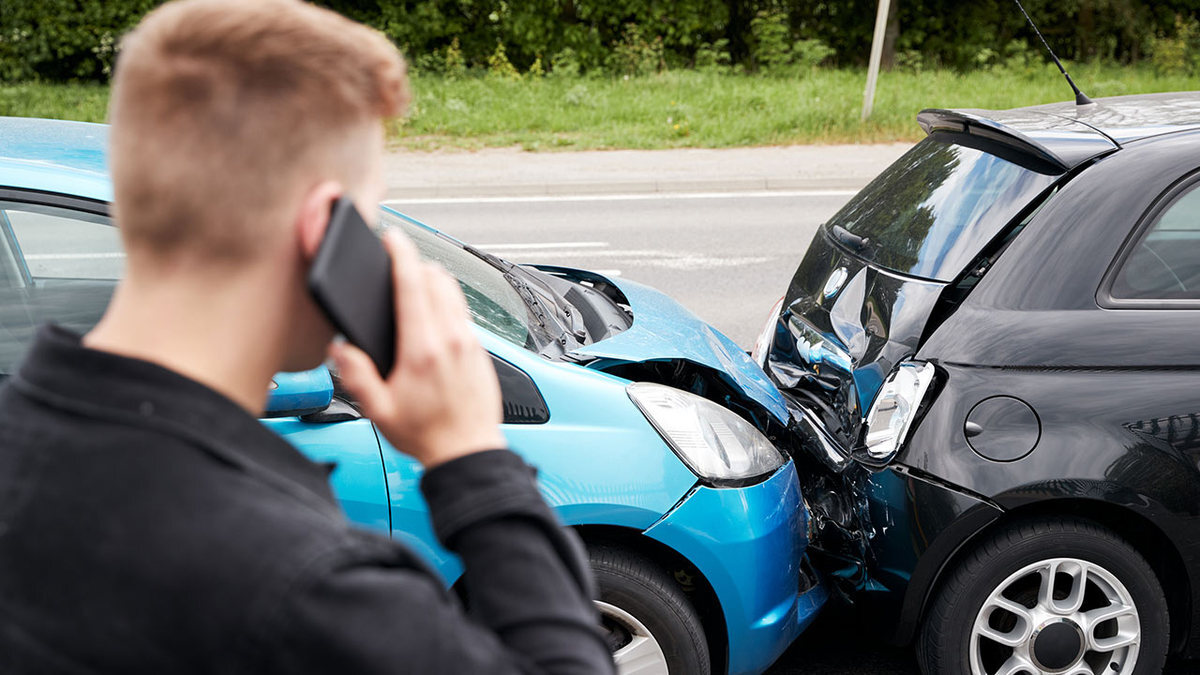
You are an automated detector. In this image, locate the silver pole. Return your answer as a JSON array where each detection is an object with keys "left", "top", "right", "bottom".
[{"left": 861, "top": 0, "right": 892, "bottom": 121}]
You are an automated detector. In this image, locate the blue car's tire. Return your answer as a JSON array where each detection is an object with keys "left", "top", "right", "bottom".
[
  {"left": 590, "top": 545, "right": 710, "bottom": 675},
  {"left": 917, "top": 517, "right": 1168, "bottom": 675}
]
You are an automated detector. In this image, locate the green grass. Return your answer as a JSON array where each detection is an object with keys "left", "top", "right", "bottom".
[
  {"left": 0, "top": 82, "right": 111, "bottom": 126},
  {"left": 3, "top": 65, "right": 1195, "bottom": 150}
]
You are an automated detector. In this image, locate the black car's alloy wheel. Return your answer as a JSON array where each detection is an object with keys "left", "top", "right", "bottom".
[
  {"left": 918, "top": 518, "right": 1168, "bottom": 675},
  {"left": 590, "top": 546, "right": 710, "bottom": 675}
]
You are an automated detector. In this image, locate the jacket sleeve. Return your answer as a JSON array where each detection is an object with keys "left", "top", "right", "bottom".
[{"left": 263, "top": 449, "right": 616, "bottom": 675}]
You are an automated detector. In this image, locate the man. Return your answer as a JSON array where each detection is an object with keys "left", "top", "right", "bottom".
[{"left": 0, "top": 1, "right": 614, "bottom": 673}]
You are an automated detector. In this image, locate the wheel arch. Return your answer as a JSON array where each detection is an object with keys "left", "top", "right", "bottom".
[
  {"left": 573, "top": 524, "right": 730, "bottom": 675},
  {"left": 907, "top": 497, "right": 1191, "bottom": 655}
]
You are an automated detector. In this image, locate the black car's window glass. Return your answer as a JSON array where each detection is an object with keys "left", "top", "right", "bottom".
[
  {"left": 378, "top": 209, "right": 535, "bottom": 351},
  {"left": 826, "top": 132, "right": 1060, "bottom": 282},
  {"left": 953, "top": 185, "right": 1061, "bottom": 295},
  {"left": 0, "top": 202, "right": 117, "bottom": 375},
  {"left": 1111, "top": 185, "right": 1200, "bottom": 300}
]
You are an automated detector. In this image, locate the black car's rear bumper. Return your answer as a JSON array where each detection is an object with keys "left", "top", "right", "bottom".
[{"left": 850, "top": 464, "right": 1005, "bottom": 645}]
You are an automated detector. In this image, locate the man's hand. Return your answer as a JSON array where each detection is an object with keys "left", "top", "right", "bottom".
[{"left": 331, "top": 230, "right": 506, "bottom": 468}]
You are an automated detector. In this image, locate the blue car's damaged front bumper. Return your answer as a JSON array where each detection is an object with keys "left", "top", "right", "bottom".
[{"left": 645, "top": 460, "right": 828, "bottom": 675}]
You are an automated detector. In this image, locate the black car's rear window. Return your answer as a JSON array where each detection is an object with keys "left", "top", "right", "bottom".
[{"left": 826, "top": 132, "right": 1061, "bottom": 282}]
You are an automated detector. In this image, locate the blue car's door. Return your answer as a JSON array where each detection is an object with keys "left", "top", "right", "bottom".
[
  {"left": 262, "top": 417, "right": 391, "bottom": 534},
  {"left": 377, "top": 438, "right": 463, "bottom": 583}
]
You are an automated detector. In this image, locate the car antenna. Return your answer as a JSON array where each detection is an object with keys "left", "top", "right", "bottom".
[{"left": 1012, "top": 0, "right": 1093, "bottom": 105}]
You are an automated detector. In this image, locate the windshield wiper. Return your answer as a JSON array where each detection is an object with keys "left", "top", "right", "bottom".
[
  {"left": 463, "top": 242, "right": 580, "bottom": 354},
  {"left": 463, "top": 242, "right": 576, "bottom": 322},
  {"left": 503, "top": 272, "right": 548, "bottom": 327},
  {"left": 462, "top": 243, "right": 513, "bottom": 272}
]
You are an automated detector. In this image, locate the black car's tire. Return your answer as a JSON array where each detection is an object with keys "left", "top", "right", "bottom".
[
  {"left": 590, "top": 545, "right": 710, "bottom": 675},
  {"left": 917, "top": 517, "right": 1168, "bottom": 675}
]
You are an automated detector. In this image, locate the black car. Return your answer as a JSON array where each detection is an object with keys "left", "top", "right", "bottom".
[{"left": 752, "top": 91, "right": 1200, "bottom": 675}]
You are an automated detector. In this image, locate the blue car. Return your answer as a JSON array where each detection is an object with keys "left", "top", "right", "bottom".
[{"left": 0, "top": 117, "right": 827, "bottom": 675}]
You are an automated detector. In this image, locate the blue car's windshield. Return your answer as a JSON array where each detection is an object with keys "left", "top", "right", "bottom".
[
  {"left": 381, "top": 209, "right": 536, "bottom": 351},
  {"left": 0, "top": 201, "right": 539, "bottom": 379}
]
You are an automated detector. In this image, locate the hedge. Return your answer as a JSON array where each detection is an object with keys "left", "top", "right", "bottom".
[{"left": 2, "top": 0, "right": 1196, "bottom": 83}]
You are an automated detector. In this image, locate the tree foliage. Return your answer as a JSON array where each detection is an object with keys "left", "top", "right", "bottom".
[
  {"left": 2, "top": 0, "right": 1197, "bottom": 82},
  {"left": 1, "top": 0, "right": 158, "bottom": 81}
]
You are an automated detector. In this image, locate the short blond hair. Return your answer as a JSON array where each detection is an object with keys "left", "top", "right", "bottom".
[{"left": 108, "top": 0, "right": 408, "bottom": 264}]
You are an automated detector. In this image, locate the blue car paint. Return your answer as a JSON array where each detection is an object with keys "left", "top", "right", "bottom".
[
  {"left": 645, "top": 463, "right": 829, "bottom": 675},
  {"left": 0, "top": 118, "right": 112, "bottom": 202},
  {"left": 376, "top": 328, "right": 705, "bottom": 583},
  {"left": 265, "top": 368, "right": 334, "bottom": 416},
  {"left": 263, "top": 417, "right": 392, "bottom": 534},
  {"left": 569, "top": 277, "right": 790, "bottom": 427},
  {"left": 1, "top": 117, "right": 827, "bottom": 675}
]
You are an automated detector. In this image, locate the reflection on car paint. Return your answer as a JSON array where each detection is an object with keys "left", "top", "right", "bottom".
[{"left": 1126, "top": 413, "right": 1200, "bottom": 454}]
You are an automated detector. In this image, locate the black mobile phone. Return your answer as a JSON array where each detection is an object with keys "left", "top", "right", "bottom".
[{"left": 307, "top": 197, "right": 396, "bottom": 376}]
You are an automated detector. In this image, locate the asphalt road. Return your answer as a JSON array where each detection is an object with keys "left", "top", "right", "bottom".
[
  {"left": 389, "top": 189, "right": 1200, "bottom": 675},
  {"left": 386, "top": 190, "right": 858, "bottom": 349}
]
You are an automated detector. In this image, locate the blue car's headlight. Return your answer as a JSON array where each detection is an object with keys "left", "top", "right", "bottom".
[{"left": 627, "top": 382, "right": 786, "bottom": 483}]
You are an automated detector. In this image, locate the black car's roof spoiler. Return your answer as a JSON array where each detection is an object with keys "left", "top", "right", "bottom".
[{"left": 917, "top": 108, "right": 1117, "bottom": 173}]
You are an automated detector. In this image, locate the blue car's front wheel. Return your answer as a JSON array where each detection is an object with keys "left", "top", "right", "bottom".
[{"left": 591, "top": 546, "right": 710, "bottom": 675}]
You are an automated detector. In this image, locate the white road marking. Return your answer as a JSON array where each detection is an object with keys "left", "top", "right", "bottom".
[
  {"left": 24, "top": 253, "right": 125, "bottom": 260},
  {"left": 477, "top": 241, "right": 608, "bottom": 250},
  {"left": 386, "top": 189, "right": 857, "bottom": 206},
  {"left": 501, "top": 248, "right": 770, "bottom": 271}
]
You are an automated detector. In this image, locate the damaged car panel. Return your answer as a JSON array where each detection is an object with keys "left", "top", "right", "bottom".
[
  {"left": 753, "top": 127, "right": 1072, "bottom": 590},
  {"left": 568, "top": 274, "right": 791, "bottom": 430},
  {"left": 763, "top": 127, "right": 1067, "bottom": 433},
  {"left": 761, "top": 92, "right": 1200, "bottom": 673},
  {"left": 766, "top": 234, "right": 946, "bottom": 453}
]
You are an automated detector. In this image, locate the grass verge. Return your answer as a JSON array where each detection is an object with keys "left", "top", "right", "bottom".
[{"left": 2, "top": 65, "right": 1194, "bottom": 150}]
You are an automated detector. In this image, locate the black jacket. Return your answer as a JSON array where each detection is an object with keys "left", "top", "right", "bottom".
[{"left": 0, "top": 325, "right": 614, "bottom": 674}]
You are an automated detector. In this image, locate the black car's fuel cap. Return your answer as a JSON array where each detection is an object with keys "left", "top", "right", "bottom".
[{"left": 964, "top": 396, "right": 1041, "bottom": 462}]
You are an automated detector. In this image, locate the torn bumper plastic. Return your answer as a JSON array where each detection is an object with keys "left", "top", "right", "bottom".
[{"left": 644, "top": 461, "right": 828, "bottom": 675}]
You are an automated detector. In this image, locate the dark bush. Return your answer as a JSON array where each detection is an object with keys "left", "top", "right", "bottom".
[
  {"left": 1, "top": 0, "right": 1193, "bottom": 83},
  {"left": 0, "top": 0, "right": 161, "bottom": 81}
]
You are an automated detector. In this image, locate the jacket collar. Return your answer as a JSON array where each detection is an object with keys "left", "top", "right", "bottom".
[{"left": 12, "top": 324, "right": 341, "bottom": 514}]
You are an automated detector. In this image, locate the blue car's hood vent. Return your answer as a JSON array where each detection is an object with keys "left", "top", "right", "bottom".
[{"left": 568, "top": 275, "right": 790, "bottom": 428}]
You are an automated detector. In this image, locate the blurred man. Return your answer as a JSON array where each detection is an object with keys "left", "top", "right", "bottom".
[{"left": 0, "top": 1, "right": 613, "bottom": 672}]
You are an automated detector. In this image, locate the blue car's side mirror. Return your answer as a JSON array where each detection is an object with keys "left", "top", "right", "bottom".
[{"left": 263, "top": 367, "right": 334, "bottom": 418}]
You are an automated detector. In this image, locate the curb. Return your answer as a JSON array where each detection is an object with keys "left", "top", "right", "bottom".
[{"left": 384, "top": 176, "right": 869, "bottom": 200}]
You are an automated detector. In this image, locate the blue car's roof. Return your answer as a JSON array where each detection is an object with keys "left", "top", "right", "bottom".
[{"left": 0, "top": 117, "right": 112, "bottom": 202}]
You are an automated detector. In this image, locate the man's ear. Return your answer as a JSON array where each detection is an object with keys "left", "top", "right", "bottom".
[{"left": 297, "top": 180, "right": 344, "bottom": 262}]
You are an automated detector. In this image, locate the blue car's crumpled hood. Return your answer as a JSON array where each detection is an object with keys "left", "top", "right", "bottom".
[{"left": 569, "top": 276, "right": 790, "bottom": 426}]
